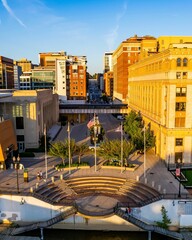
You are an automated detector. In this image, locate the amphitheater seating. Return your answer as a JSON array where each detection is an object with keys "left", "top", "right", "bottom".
[
  {"left": 33, "top": 176, "right": 161, "bottom": 207},
  {"left": 65, "top": 176, "right": 161, "bottom": 207}
]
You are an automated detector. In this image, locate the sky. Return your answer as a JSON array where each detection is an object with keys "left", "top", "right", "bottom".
[{"left": 0, "top": 0, "right": 192, "bottom": 75}]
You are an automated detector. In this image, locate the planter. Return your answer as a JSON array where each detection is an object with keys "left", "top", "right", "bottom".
[
  {"left": 78, "top": 166, "right": 90, "bottom": 169},
  {"left": 102, "top": 164, "right": 139, "bottom": 171},
  {"left": 56, "top": 165, "right": 90, "bottom": 171}
]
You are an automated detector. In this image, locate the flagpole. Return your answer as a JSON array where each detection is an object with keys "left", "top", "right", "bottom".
[
  {"left": 121, "top": 122, "right": 123, "bottom": 173},
  {"left": 94, "top": 113, "right": 97, "bottom": 172},
  {"left": 67, "top": 121, "right": 71, "bottom": 174},
  {"left": 144, "top": 126, "right": 146, "bottom": 179},
  {"left": 44, "top": 124, "right": 48, "bottom": 180}
]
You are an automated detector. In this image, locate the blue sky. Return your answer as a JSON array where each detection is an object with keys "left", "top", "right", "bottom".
[{"left": 0, "top": 0, "right": 192, "bottom": 74}]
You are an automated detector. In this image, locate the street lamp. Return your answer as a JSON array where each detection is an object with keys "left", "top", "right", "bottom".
[
  {"left": 13, "top": 155, "right": 20, "bottom": 193},
  {"left": 176, "top": 158, "right": 182, "bottom": 198},
  {"left": 93, "top": 124, "right": 98, "bottom": 172}
]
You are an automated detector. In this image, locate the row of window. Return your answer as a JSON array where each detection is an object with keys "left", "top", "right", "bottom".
[
  {"left": 176, "top": 72, "right": 187, "bottom": 79},
  {"left": 176, "top": 58, "right": 188, "bottom": 67}
]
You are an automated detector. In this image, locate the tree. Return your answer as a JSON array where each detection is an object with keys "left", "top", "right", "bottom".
[
  {"left": 156, "top": 205, "right": 171, "bottom": 229},
  {"left": 75, "top": 143, "right": 89, "bottom": 164},
  {"left": 99, "top": 139, "right": 134, "bottom": 165},
  {"left": 123, "top": 110, "right": 155, "bottom": 152},
  {"left": 49, "top": 139, "right": 77, "bottom": 165},
  {"left": 48, "top": 141, "right": 68, "bottom": 165}
]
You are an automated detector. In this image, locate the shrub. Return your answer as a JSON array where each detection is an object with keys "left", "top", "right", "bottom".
[{"left": 156, "top": 205, "right": 171, "bottom": 229}]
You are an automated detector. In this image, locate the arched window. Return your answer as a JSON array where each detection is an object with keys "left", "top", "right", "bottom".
[
  {"left": 183, "top": 58, "right": 188, "bottom": 67},
  {"left": 177, "top": 58, "right": 181, "bottom": 67}
]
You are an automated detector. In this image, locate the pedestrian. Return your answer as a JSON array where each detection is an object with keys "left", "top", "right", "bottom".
[
  {"left": 37, "top": 172, "right": 40, "bottom": 180},
  {"left": 125, "top": 208, "right": 128, "bottom": 215},
  {"left": 128, "top": 207, "right": 131, "bottom": 215},
  {"left": 39, "top": 171, "right": 43, "bottom": 179}
]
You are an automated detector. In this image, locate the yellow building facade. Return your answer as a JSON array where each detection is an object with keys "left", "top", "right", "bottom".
[{"left": 128, "top": 41, "right": 192, "bottom": 164}]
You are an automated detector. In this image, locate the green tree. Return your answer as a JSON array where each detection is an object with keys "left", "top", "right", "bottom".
[
  {"left": 123, "top": 111, "right": 155, "bottom": 152},
  {"left": 99, "top": 139, "right": 134, "bottom": 165},
  {"left": 75, "top": 143, "right": 89, "bottom": 164},
  {"left": 156, "top": 205, "right": 171, "bottom": 229},
  {"left": 49, "top": 139, "right": 77, "bottom": 165},
  {"left": 48, "top": 141, "right": 68, "bottom": 165}
]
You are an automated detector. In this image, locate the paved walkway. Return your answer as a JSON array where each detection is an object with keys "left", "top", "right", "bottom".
[{"left": 0, "top": 149, "right": 189, "bottom": 197}]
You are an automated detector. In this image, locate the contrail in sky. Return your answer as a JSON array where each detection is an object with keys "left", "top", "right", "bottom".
[
  {"left": 106, "top": 2, "right": 127, "bottom": 50},
  {"left": 1, "top": 0, "right": 26, "bottom": 27}
]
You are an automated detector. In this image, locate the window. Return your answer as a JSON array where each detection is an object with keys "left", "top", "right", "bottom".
[
  {"left": 177, "top": 58, "right": 181, "bottom": 67},
  {"left": 183, "top": 58, "right": 188, "bottom": 67},
  {"left": 175, "top": 152, "right": 183, "bottom": 163},
  {"left": 176, "top": 72, "right": 181, "bottom": 79},
  {"left": 183, "top": 72, "right": 187, "bottom": 79},
  {"left": 176, "top": 87, "right": 186, "bottom": 97},
  {"left": 175, "top": 102, "right": 186, "bottom": 111},
  {"left": 16, "top": 117, "right": 24, "bottom": 129},
  {"left": 17, "top": 135, "right": 25, "bottom": 141},
  {"left": 175, "top": 138, "right": 183, "bottom": 146},
  {"left": 175, "top": 117, "right": 185, "bottom": 127}
]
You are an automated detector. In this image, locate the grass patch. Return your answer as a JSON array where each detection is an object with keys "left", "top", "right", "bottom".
[{"left": 182, "top": 169, "right": 192, "bottom": 187}]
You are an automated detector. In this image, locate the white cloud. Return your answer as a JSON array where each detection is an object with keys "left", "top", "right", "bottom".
[
  {"left": 1, "top": 0, "right": 26, "bottom": 27},
  {"left": 105, "top": 1, "right": 128, "bottom": 50}
]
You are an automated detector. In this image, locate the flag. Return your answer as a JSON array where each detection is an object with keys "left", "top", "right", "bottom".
[{"left": 87, "top": 118, "right": 95, "bottom": 129}]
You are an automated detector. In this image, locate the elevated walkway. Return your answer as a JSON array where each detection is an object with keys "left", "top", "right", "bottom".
[
  {"left": 115, "top": 208, "right": 184, "bottom": 240},
  {"left": 8, "top": 206, "right": 76, "bottom": 236}
]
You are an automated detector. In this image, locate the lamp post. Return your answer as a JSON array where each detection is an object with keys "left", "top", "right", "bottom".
[
  {"left": 13, "top": 155, "right": 20, "bottom": 193},
  {"left": 176, "top": 158, "right": 182, "bottom": 198},
  {"left": 93, "top": 124, "right": 98, "bottom": 172}
]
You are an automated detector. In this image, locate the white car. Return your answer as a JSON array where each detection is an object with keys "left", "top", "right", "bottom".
[{"left": 89, "top": 144, "right": 101, "bottom": 151}]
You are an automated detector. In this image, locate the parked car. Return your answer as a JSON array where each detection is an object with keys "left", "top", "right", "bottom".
[{"left": 117, "top": 115, "right": 124, "bottom": 120}]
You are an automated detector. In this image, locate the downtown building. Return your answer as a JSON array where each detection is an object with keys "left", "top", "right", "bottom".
[
  {"left": 128, "top": 36, "right": 192, "bottom": 164},
  {"left": 39, "top": 51, "right": 87, "bottom": 102},
  {"left": 103, "top": 52, "right": 114, "bottom": 98},
  {"left": 112, "top": 35, "right": 157, "bottom": 102},
  {"left": 0, "top": 89, "right": 59, "bottom": 154},
  {"left": 0, "top": 56, "right": 14, "bottom": 89}
]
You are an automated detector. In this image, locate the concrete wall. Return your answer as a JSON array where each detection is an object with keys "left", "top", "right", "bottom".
[{"left": 0, "top": 195, "right": 192, "bottom": 229}]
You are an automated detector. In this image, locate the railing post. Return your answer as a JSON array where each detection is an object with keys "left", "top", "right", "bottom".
[{"left": 148, "top": 231, "right": 151, "bottom": 240}]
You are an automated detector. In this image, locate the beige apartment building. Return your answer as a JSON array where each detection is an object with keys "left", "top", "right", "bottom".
[
  {"left": 128, "top": 39, "right": 192, "bottom": 164},
  {"left": 0, "top": 89, "right": 59, "bottom": 152}
]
